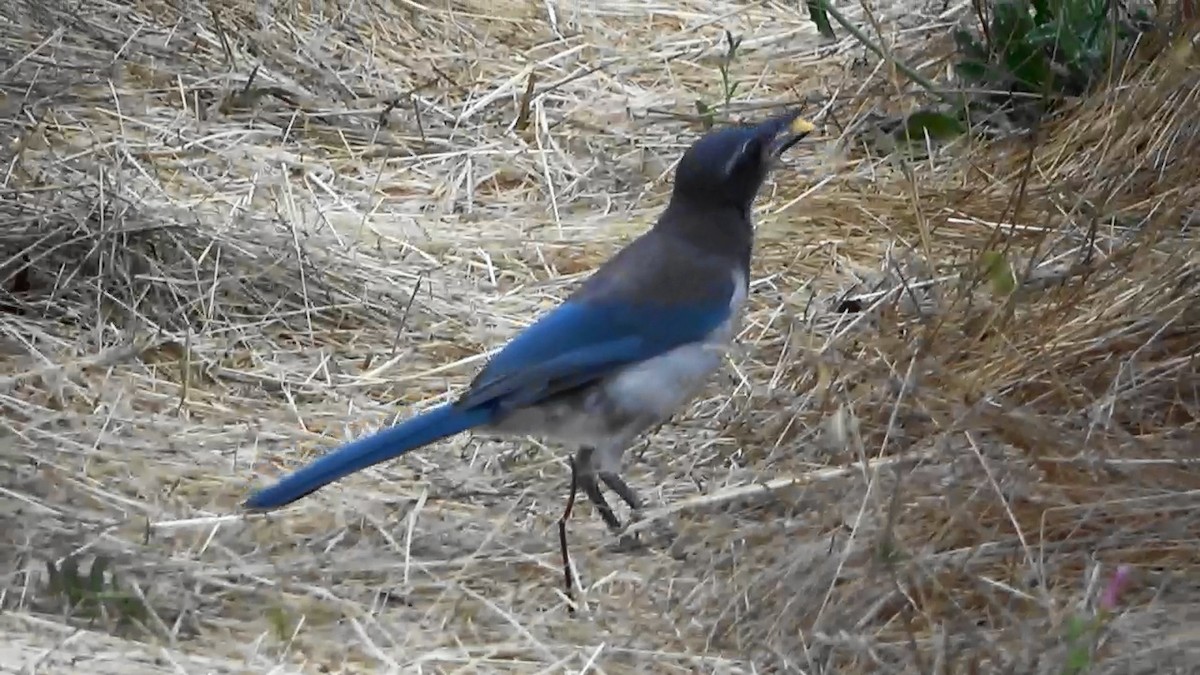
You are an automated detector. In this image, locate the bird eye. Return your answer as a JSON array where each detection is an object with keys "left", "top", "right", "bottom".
[
  {"left": 740, "top": 138, "right": 763, "bottom": 162},
  {"left": 722, "top": 137, "right": 762, "bottom": 179}
]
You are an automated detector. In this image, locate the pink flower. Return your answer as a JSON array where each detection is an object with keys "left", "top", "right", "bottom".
[{"left": 1099, "top": 564, "right": 1133, "bottom": 613}]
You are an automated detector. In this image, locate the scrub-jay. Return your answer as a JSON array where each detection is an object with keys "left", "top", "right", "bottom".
[{"left": 244, "top": 111, "right": 815, "bottom": 537}]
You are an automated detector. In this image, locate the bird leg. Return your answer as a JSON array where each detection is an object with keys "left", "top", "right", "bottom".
[
  {"left": 564, "top": 449, "right": 651, "bottom": 562},
  {"left": 598, "top": 471, "right": 650, "bottom": 552},
  {"left": 557, "top": 448, "right": 628, "bottom": 614},
  {"left": 558, "top": 455, "right": 580, "bottom": 614},
  {"left": 570, "top": 446, "right": 622, "bottom": 532},
  {"left": 600, "top": 444, "right": 687, "bottom": 551},
  {"left": 578, "top": 468, "right": 624, "bottom": 532},
  {"left": 599, "top": 472, "right": 642, "bottom": 512}
]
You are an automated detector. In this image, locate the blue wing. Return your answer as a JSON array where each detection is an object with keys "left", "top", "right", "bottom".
[
  {"left": 458, "top": 299, "right": 730, "bottom": 412},
  {"left": 457, "top": 233, "right": 739, "bottom": 413}
]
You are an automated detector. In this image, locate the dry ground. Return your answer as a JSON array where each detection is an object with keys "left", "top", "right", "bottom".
[{"left": 2, "top": 0, "right": 1199, "bottom": 673}]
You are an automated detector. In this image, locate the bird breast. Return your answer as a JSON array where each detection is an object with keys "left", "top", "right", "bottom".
[
  {"left": 601, "top": 338, "right": 728, "bottom": 418},
  {"left": 601, "top": 266, "right": 748, "bottom": 419}
]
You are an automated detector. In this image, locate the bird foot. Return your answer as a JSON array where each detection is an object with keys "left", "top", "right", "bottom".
[
  {"left": 608, "top": 530, "right": 646, "bottom": 553},
  {"left": 603, "top": 509, "right": 644, "bottom": 552},
  {"left": 607, "top": 510, "right": 678, "bottom": 554}
]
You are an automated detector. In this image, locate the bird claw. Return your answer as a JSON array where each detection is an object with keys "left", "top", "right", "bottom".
[
  {"left": 604, "top": 509, "right": 643, "bottom": 552},
  {"left": 609, "top": 530, "right": 646, "bottom": 553},
  {"left": 607, "top": 509, "right": 680, "bottom": 554},
  {"left": 624, "top": 507, "right": 645, "bottom": 529}
]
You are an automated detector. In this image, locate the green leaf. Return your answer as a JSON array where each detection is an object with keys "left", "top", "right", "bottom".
[
  {"left": 46, "top": 560, "right": 64, "bottom": 596},
  {"left": 1059, "top": 0, "right": 1112, "bottom": 62},
  {"left": 980, "top": 251, "right": 1017, "bottom": 295},
  {"left": 991, "top": 0, "right": 1036, "bottom": 46},
  {"left": 1080, "top": 0, "right": 1117, "bottom": 51},
  {"left": 875, "top": 537, "right": 907, "bottom": 566},
  {"left": 1060, "top": 646, "right": 1094, "bottom": 675},
  {"left": 1064, "top": 614, "right": 1093, "bottom": 641},
  {"left": 1031, "top": 0, "right": 1054, "bottom": 23},
  {"left": 59, "top": 557, "right": 84, "bottom": 605},
  {"left": 115, "top": 595, "right": 149, "bottom": 624},
  {"left": 60, "top": 557, "right": 79, "bottom": 586},
  {"left": 1028, "top": 21, "right": 1086, "bottom": 67},
  {"left": 806, "top": 0, "right": 837, "bottom": 39},
  {"left": 695, "top": 99, "right": 715, "bottom": 130},
  {"left": 953, "top": 28, "right": 989, "bottom": 61},
  {"left": 266, "top": 605, "right": 294, "bottom": 641},
  {"left": 954, "top": 58, "right": 991, "bottom": 83},
  {"left": 1060, "top": 615, "right": 1098, "bottom": 675},
  {"left": 893, "top": 110, "right": 967, "bottom": 144},
  {"left": 1008, "top": 42, "right": 1055, "bottom": 91},
  {"left": 88, "top": 556, "right": 110, "bottom": 595},
  {"left": 724, "top": 29, "right": 743, "bottom": 59},
  {"left": 1059, "top": 0, "right": 1096, "bottom": 33}
]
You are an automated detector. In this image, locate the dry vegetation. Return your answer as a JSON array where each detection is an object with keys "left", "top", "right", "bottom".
[{"left": 2, "top": 0, "right": 1199, "bottom": 672}]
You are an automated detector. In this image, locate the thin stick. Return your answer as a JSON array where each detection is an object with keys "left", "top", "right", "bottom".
[
  {"left": 821, "top": 2, "right": 959, "bottom": 107},
  {"left": 558, "top": 456, "right": 580, "bottom": 614}
]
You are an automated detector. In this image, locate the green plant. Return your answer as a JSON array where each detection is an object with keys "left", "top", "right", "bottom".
[
  {"left": 979, "top": 250, "right": 1018, "bottom": 295},
  {"left": 695, "top": 30, "right": 744, "bottom": 129},
  {"left": 954, "top": 0, "right": 1153, "bottom": 99},
  {"left": 265, "top": 604, "right": 297, "bottom": 641},
  {"left": 892, "top": 108, "right": 970, "bottom": 147},
  {"left": 1059, "top": 564, "right": 1134, "bottom": 674},
  {"left": 806, "top": 0, "right": 837, "bottom": 39},
  {"left": 45, "top": 555, "right": 150, "bottom": 627}
]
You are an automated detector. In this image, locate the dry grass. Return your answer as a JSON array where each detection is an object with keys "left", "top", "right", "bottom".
[{"left": 2, "top": 0, "right": 1198, "bottom": 672}]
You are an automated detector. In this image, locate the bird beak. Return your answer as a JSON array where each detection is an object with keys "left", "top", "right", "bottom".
[{"left": 763, "top": 113, "right": 816, "bottom": 159}]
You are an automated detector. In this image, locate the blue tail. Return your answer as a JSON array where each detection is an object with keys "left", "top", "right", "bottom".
[{"left": 243, "top": 403, "right": 493, "bottom": 510}]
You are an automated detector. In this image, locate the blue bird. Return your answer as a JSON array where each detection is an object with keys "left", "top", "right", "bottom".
[{"left": 244, "top": 111, "right": 815, "bottom": 534}]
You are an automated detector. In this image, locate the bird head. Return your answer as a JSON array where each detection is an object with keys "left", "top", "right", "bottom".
[{"left": 671, "top": 111, "right": 815, "bottom": 212}]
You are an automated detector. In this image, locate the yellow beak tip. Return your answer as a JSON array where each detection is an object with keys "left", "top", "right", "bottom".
[{"left": 789, "top": 117, "right": 817, "bottom": 135}]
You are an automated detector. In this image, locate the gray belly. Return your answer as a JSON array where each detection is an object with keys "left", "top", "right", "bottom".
[{"left": 482, "top": 339, "right": 728, "bottom": 448}]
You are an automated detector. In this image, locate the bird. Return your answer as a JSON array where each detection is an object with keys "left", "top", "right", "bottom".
[{"left": 243, "top": 110, "right": 816, "bottom": 537}]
